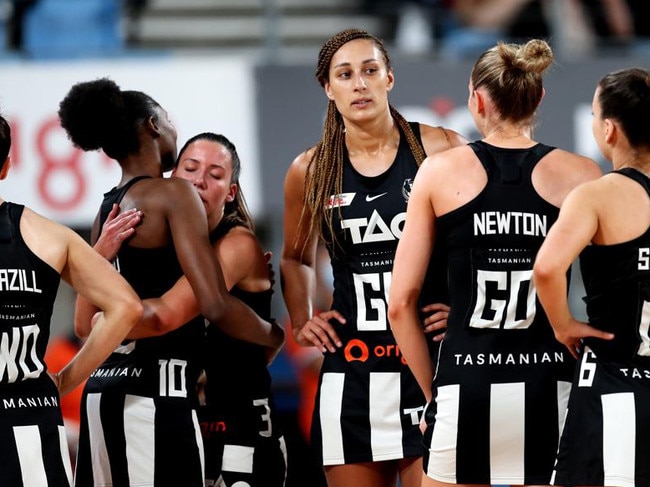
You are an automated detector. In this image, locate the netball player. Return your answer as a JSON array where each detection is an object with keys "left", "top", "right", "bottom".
[
  {"left": 535, "top": 67, "right": 650, "bottom": 487},
  {"left": 58, "top": 78, "right": 282, "bottom": 487},
  {"left": 280, "top": 28, "right": 466, "bottom": 487},
  {"left": 0, "top": 114, "right": 142, "bottom": 487},
  {"left": 388, "top": 39, "right": 601, "bottom": 486},
  {"left": 95, "top": 132, "right": 288, "bottom": 486}
]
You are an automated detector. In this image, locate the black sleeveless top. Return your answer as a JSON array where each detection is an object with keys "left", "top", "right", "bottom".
[
  {"left": 202, "top": 220, "right": 274, "bottom": 414},
  {"left": 435, "top": 141, "right": 571, "bottom": 383},
  {"left": 0, "top": 202, "right": 60, "bottom": 386},
  {"left": 580, "top": 167, "right": 650, "bottom": 363},
  {"left": 100, "top": 176, "right": 183, "bottom": 298},
  {"left": 85, "top": 177, "right": 204, "bottom": 400},
  {"left": 322, "top": 122, "right": 444, "bottom": 343}
]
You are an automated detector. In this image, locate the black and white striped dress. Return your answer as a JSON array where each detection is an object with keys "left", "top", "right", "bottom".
[
  {"left": 425, "top": 142, "right": 575, "bottom": 485},
  {"left": 311, "top": 123, "right": 442, "bottom": 466},
  {"left": 552, "top": 167, "right": 650, "bottom": 487},
  {"left": 74, "top": 179, "right": 205, "bottom": 487},
  {"left": 0, "top": 202, "right": 72, "bottom": 487}
]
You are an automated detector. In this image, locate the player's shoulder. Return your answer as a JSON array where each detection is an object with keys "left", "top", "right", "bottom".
[
  {"left": 545, "top": 147, "right": 603, "bottom": 183},
  {"left": 289, "top": 146, "right": 316, "bottom": 172},
  {"left": 285, "top": 146, "right": 317, "bottom": 191}
]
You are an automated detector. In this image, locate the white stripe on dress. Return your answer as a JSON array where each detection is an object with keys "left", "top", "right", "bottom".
[
  {"left": 279, "top": 435, "right": 288, "bottom": 487},
  {"left": 124, "top": 395, "right": 156, "bottom": 486},
  {"left": 490, "top": 382, "right": 525, "bottom": 482},
  {"left": 222, "top": 444, "right": 255, "bottom": 473},
  {"left": 191, "top": 408, "right": 204, "bottom": 480},
  {"left": 602, "top": 392, "right": 636, "bottom": 487},
  {"left": 58, "top": 424, "right": 73, "bottom": 484},
  {"left": 556, "top": 380, "right": 571, "bottom": 439},
  {"left": 87, "top": 393, "right": 112, "bottom": 487},
  {"left": 369, "top": 372, "right": 403, "bottom": 461},
  {"left": 14, "top": 425, "right": 48, "bottom": 487},
  {"left": 427, "top": 384, "right": 460, "bottom": 482},
  {"left": 320, "top": 372, "right": 345, "bottom": 465}
]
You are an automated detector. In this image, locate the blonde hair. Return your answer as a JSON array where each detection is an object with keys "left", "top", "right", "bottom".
[
  {"left": 301, "top": 28, "right": 426, "bottom": 249},
  {"left": 471, "top": 39, "right": 553, "bottom": 122}
]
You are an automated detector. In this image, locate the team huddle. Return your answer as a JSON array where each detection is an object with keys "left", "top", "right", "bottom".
[{"left": 1, "top": 26, "right": 649, "bottom": 487}]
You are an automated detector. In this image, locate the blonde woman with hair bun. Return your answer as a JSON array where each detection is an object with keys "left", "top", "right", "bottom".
[{"left": 388, "top": 39, "right": 602, "bottom": 487}]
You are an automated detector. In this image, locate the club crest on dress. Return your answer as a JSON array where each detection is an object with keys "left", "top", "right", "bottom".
[{"left": 402, "top": 179, "right": 413, "bottom": 202}]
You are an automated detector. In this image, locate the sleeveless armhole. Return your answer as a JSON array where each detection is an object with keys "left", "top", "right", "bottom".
[
  {"left": 468, "top": 141, "right": 555, "bottom": 183},
  {"left": 0, "top": 201, "right": 13, "bottom": 242},
  {"left": 99, "top": 175, "right": 152, "bottom": 229},
  {"left": 616, "top": 167, "right": 650, "bottom": 198}
]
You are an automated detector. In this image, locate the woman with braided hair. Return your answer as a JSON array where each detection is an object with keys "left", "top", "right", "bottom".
[{"left": 280, "top": 28, "right": 467, "bottom": 487}]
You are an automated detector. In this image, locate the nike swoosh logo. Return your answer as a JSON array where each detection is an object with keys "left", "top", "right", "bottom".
[{"left": 366, "top": 192, "right": 388, "bottom": 202}]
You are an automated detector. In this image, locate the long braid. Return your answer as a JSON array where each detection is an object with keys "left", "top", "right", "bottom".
[
  {"left": 390, "top": 104, "right": 427, "bottom": 166},
  {"left": 300, "top": 101, "right": 344, "bottom": 248}
]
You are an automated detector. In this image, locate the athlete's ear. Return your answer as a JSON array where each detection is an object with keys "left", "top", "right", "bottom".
[
  {"left": 147, "top": 115, "right": 161, "bottom": 138},
  {"left": 386, "top": 68, "right": 395, "bottom": 92},
  {"left": 604, "top": 118, "right": 617, "bottom": 144},
  {"left": 474, "top": 89, "right": 486, "bottom": 114},
  {"left": 325, "top": 82, "right": 334, "bottom": 101},
  {"left": 0, "top": 156, "right": 11, "bottom": 180},
  {"left": 226, "top": 183, "right": 237, "bottom": 203}
]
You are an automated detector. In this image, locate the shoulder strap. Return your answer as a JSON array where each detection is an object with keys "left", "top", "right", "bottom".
[
  {"left": 99, "top": 175, "right": 152, "bottom": 227},
  {"left": 0, "top": 202, "right": 12, "bottom": 242},
  {"left": 119, "top": 175, "right": 152, "bottom": 194},
  {"left": 469, "top": 141, "right": 555, "bottom": 183},
  {"left": 616, "top": 167, "right": 650, "bottom": 197},
  {"left": 209, "top": 219, "right": 239, "bottom": 244},
  {"left": 0, "top": 202, "right": 25, "bottom": 243}
]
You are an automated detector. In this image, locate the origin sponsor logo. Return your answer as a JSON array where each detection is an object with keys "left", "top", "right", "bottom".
[{"left": 344, "top": 338, "right": 406, "bottom": 365}]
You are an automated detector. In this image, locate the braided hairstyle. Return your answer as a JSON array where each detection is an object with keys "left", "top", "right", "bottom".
[{"left": 302, "top": 28, "right": 426, "bottom": 249}]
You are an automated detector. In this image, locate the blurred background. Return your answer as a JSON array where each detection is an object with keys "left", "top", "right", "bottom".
[{"left": 3, "top": 0, "right": 648, "bottom": 484}]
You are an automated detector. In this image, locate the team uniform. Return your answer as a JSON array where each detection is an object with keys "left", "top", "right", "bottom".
[
  {"left": 199, "top": 221, "right": 287, "bottom": 487},
  {"left": 0, "top": 202, "right": 72, "bottom": 487},
  {"left": 423, "top": 141, "right": 575, "bottom": 485},
  {"left": 552, "top": 168, "right": 650, "bottom": 487},
  {"left": 312, "top": 123, "right": 440, "bottom": 466},
  {"left": 75, "top": 177, "right": 205, "bottom": 487}
]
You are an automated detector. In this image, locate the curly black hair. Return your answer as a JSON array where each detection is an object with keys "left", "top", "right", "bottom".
[{"left": 58, "top": 77, "right": 160, "bottom": 160}]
